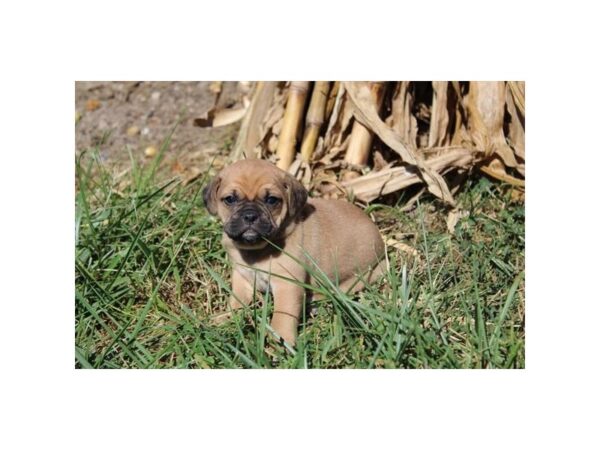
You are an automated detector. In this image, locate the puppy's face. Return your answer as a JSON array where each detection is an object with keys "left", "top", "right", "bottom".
[{"left": 203, "top": 160, "right": 307, "bottom": 250}]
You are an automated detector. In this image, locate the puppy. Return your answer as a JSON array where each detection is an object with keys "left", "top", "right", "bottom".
[{"left": 203, "top": 159, "right": 385, "bottom": 346}]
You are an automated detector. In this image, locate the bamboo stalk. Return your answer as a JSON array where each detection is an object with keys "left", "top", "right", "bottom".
[
  {"left": 343, "top": 82, "right": 386, "bottom": 179},
  {"left": 300, "top": 81, "right": 330, "bottom": 162},
  {"left": 276, "top": 81, "right": 310, "bottom": 170}
]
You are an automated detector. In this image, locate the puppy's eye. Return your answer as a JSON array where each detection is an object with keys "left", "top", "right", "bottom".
[
  {"left": 265, "top": 196, "right": 280, "bottom": 206},
  {"left": 222, "top": 195, "right": 237, "bottom": 205}
]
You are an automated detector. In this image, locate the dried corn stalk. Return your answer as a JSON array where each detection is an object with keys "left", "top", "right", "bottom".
[
  {"left": 339, "top": 147, "right": 474, "bottom": 202},
  {"left": 344, "top": 82, "right": 386, "bottom": 179},
  {"left": 325, "top": 81, "right": 340, "bottom": 122},
  {"left": 465, "top": 81, "right": 524, "bottom": 187},
  {"left": 428, "top": 81, "right": 451, "bottom": 148},
  {"left": 276, "top": 81, "right": 310, "bottom": 170},
  {"left": 228, "top": 80, "right": 525, "bottom": 204},
  {"left": 300, "top": 81, "right": 330, "bottom": 162},
  {"left": 390, "top": 82, "right": 418, "bottom": 149},
  {"left": 232, "top": 81, "right": 278, "bottom": 160},
  {"left": 345, "top": 81, "right": 457, "bottom": 205}
]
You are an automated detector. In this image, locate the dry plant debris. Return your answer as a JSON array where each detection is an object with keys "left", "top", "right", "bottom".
[{"left": 205, "top": 81, "right": 525, "bottom": 205}]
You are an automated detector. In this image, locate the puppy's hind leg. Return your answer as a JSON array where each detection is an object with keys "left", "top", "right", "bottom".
[
  {"left": 339, "top": 259, "right": 387, "bottom": 295},
  {"left": 367, "top": 259, "right": 387, "bottom": 285}
]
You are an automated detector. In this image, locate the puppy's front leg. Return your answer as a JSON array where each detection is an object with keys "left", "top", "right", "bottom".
[
  {"left": 270, "top": 280, "right": 304, "bottom": 346},
  {"left": 211, "top": 269, "right": 254, "bottom": 325},
  {"left": 229, "top": 268, "right": 255, "bottom": 310}
]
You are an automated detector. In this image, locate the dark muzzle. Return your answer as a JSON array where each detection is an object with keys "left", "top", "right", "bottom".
[{"left": 224, "top": 204, "right": 274, "bottom": 244}]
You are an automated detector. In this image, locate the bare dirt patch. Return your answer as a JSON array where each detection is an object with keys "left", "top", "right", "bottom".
[{"left": 75, "top": 81, "right": 241, "bottom": 178}]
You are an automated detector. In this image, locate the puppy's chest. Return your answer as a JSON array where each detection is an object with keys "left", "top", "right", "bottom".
[{"left": 235, "top": 264, "right": 272, "bottom": 293}]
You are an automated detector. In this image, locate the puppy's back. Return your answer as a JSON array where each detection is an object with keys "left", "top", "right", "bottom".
[{"left": 300, "top": 198, "right": 384, "bottom": 282}]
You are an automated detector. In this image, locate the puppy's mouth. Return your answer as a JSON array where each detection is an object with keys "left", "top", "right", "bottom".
[
  {"left": 226, "top": 226, "right": 272, "bottom": 249},
  {"left": 238, "top": 228, "right": 262, "bottom": 244}
]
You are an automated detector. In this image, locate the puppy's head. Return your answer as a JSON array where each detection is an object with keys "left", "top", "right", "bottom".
[{"left": 203, "top": 159, "right": 308, "bottom": 250}]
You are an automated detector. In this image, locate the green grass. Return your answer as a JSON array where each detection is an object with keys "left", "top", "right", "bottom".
[{"left": 75, "top": 141, "right": 525, "bottom": 369}]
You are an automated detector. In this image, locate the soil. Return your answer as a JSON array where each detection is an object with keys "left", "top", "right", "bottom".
[{"left": 75, "top": 81, "right": 242, "bottom": 179}]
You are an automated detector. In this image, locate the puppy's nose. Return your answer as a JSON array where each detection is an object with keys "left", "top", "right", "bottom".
[{"left": 243, "top": 210, "right": 259, "bottom": 224}]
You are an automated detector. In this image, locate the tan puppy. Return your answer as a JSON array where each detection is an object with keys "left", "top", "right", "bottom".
[{"left": 203, "top": 159, "right": 385, "bottom": 346}]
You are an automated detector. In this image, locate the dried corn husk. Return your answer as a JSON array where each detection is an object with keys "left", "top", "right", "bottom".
[
  {"left": 322, "top": 84, "right": 352, "bottom": 151},
  {"left": 344, "top": 82, "right": 386, "bottom": 176},
  {"left": 390, "top": 82, "right": 418, "bottom": 149},
  {"left": 339, "top": 147, "right": 474, "bottom": 202},
  {"left": 428, "top": 81, "right": 451, "bottom": 148},
  {"left": 344, "top": 82, "right": 457, "bottom": 205},
  {"left": 232, "top": 81, "right": 278, "bottom": 160},
  {"left": 324, "top": 81, "right": 340, "bottom": 122},
  {"left": 463, "top": 82, "right": 524, "bottom": 186},
  {"left": 506, "top": 81, "right": 525, "bottom": 163},
  {"left": 232, "top": 80, "right": 524, "bottom": 204}
]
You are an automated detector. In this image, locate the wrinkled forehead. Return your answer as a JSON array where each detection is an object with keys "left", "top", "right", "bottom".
[{"left": 220, "top": 170, "right": 284, "bottom": 200}]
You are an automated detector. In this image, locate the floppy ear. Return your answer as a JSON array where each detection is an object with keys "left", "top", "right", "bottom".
[
  {"left": 202, "top": 177, "right": 221, "bottom": 215},
  {"left": 283, "top": 174, "right": 308, "bottom": 217}
]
